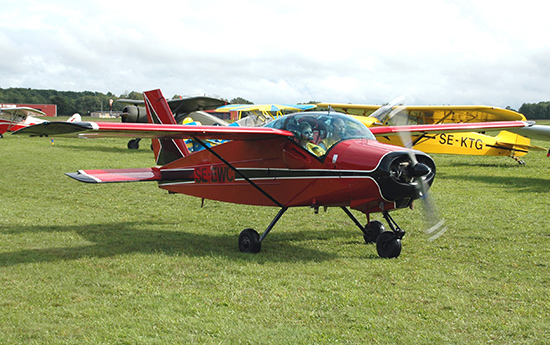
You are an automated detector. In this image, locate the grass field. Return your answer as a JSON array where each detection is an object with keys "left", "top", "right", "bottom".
[{"left": 1, "top": 121, "right": 549, "bottom": 344}]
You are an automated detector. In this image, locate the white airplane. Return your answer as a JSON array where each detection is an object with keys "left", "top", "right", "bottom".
[{"left": 0, "top": 107, "right": 81, "bottom": 138}]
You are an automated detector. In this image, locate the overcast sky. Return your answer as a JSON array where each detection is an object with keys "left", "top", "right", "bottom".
[{"left": 1, "top": 0, "right": 549, "bottom": 109}]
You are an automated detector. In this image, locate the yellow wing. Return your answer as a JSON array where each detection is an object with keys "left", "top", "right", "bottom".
[
  {"left": 215, "top": 104, "right": 316, "bottom": 120},
  {"left": 349, "top": 113, "right": 545, "bottom": 162},
  {"left": 317, "top": 103, "right": 526, "bottom": 124}
]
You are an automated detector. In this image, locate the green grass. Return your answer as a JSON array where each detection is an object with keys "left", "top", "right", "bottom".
[{"left": 1, "top": 126, "right": 550, "bottom": 344}]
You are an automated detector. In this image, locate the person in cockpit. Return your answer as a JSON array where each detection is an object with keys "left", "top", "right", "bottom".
[
  {"left": 298, "top": 122, "right": 325, "bottom": 157},
  {"left": 319, "top": 117, "right": 346, "bottom": 151}
]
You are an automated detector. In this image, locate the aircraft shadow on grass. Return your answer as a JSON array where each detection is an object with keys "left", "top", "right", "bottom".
[
  {"left": 437, "top": 160, "right": 533, "bottom": 169},
  {"left": 52, "top": 143, "right": 146, "bottom": 155},
  {"left": 0, "top": 221, "right": 358, "bottom": 267}
]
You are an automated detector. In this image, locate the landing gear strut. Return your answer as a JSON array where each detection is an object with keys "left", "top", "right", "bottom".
[
  {"left": 341, "top": 207, "right": 405, "bottom": 258},
  {"left": 510, "top": 155, "right": 525, "bottom": 165}
]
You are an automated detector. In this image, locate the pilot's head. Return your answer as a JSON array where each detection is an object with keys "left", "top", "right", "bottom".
[{"left": 299, "top": 122, "right": 314, "bottom": 141}]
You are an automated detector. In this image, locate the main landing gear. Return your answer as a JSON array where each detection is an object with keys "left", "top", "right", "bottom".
[
  {"left": 238, "top": 207, "right": 288, "bottom": 254},
  {"left": 237, "top": 206, "right": 405, "bottom": 258}
]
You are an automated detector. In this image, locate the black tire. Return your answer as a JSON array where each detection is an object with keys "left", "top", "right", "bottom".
[
  {"left": 238, "top": 228, "right": 261, "bottom": 253},
  {"left": 363, "top": 220, "right": 385, "bottom": 244},
  {"left": 376, "top": 231, "right": 402, "bottom": 258},
  {"left": 127, "top": 139, "right": 140, "bottom": 149}
]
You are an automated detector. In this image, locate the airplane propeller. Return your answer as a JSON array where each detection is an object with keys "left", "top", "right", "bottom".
[{"left": 389, "top": 106, "right": 448, "bottom": 241}]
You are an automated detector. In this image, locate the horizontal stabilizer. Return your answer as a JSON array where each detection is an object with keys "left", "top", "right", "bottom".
[
  {"left": 495, "top": 131, "right": 546, "bottom": 151},
  {"left": 66, "top": 168, "right": 161, "bottom": 183}
]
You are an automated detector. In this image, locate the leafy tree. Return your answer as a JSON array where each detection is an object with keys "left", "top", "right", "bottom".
[
  {"left": 124, "top": 91, "right": 143, "bottom": 100},
  {"left": 230, "top": 97, "right": 253, "bottom": 104},
  {"left": 49, "top": 95, "right": 73, "bottom": 115},
  {"left": 76, "top": 95, "right": 102, "bottom": 115}
]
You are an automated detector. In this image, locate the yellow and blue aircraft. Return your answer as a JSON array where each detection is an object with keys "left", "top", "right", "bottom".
[
  {"left": 317, "top": 103, "right": 547, "bottom": 164},
  {"left": 215, "top": 103, "right": 316, "bottom": 122}
]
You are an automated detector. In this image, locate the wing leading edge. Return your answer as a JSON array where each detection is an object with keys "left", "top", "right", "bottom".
[
  {"left": 370, "top": 121, "right": 532, "bottom": 137},
  {"left": 318, "top": 103, "right": 527, "bottom": 122},
  {"left": 15, "top": 118, "right": 531, "bottom": 142},
  {"left": 13, "top": 121, "right": 295, "bottom": 141}
]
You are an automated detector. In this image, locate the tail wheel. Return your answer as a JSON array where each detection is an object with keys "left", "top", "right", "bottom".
[
  {"left": 127, "top": 138, "right": 140, "bottom": 149},
  {"left": 363, "top": 220, "right": 385, "bottom": 244},
  {"left": 238, "top": 228, "right": 261, "bottom": 253},
  {"left": 376, "top": 231, "right": 402, "bottom": 258}
]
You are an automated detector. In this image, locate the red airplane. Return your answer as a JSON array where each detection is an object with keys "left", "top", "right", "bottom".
[{"left": 14, "top": 90, "right": 531, "bottom": 258}]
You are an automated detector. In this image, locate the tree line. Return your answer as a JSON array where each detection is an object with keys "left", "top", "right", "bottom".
[
  {"left": 0, "top": 88, "right": 253, "bottom": 116},
  {"left": 1, "top": 87, "right": 549, "bottom": 119},
  {"left": 0, "top": 87, "right": 142, "bottom": 116},
  {"left": 518, "top": 102, "right": 550, "bottom": 119}
]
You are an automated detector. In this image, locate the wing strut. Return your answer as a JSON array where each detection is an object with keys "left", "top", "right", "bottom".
[
  {"left": 412, "top": 133, "right": 429, "bottom": 146},
  {"left": 192, "top": 137, "right": 284, "bottom": 208}
]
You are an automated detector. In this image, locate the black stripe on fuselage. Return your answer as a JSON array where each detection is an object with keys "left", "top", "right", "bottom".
[
  {"left": 157, "top": 167, "right": 383, "bottom": 185},
  {"left": 485, "top": 144, "right": 529, "bottom": 154}
]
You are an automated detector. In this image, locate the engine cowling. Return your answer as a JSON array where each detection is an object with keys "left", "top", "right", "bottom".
[{"left": 120, "top": 105, "right": 148, "bottom": 123}]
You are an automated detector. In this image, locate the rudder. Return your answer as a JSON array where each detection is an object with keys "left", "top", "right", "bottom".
[{"left": 143, "top": 89, "right": 190, "bottom": 164}]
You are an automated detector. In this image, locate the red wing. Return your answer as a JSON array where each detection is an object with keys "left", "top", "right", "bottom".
[
  {"left": 13, "top": 121, "right": 294, "bottom": 141},
  {"left": 370, "top": 121, "right": 531, "bottom": 137}
]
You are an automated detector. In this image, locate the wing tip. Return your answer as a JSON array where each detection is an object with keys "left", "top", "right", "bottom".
[{"left": 65, "top": 172, "right": 99, "bottom": 183}]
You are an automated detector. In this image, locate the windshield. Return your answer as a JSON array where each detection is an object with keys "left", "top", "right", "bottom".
[{"left": 264, "top": 112, "right": 376, "bottom": 155}]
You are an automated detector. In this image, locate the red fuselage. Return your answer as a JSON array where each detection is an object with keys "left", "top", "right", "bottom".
[{"left": 157, "top": 136, "right": 434, "bottom": 215}]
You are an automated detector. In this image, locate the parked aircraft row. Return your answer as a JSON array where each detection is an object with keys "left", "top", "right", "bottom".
[{"left": 13, "top": 89, "right": 545, "bottom": 258}]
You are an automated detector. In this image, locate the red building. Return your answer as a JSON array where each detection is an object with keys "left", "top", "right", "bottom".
[{"left": 0, "top": 103, "right": 57, "bottom": 117}]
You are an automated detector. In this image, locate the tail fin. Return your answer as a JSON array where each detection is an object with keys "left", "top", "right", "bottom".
[
  {"left": 67, "top": 113, "right": 81, "bottom": 122},
  {"left": 143, "top": 89, "right": 190, "bottom": 165}
]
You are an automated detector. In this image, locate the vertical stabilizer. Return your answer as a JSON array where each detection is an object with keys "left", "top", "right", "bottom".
[{"left": 143, "top": 89, "right": 190, "bottom": 165}]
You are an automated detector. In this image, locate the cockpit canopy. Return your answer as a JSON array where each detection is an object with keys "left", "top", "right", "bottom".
[{"left": 264, "top": 112, "right": 376, "bottom": 149}]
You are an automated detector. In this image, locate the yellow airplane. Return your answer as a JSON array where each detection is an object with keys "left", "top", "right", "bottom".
[
  {"left": 317, "top": 103, "right": 547, "bottom": 164},
  {"left": 215, "top": 103, "right": 316, "bottom": 122}
]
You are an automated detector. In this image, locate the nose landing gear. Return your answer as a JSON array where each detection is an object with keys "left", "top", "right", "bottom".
[
  {"left": 376, "top": 212, "right": 405, "bottom": 258},
  {"left": 342, "top": 207, "right": 405, "bottom": 259}
]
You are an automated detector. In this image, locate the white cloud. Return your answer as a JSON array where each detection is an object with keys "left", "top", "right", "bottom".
[{"left": 1, "top": 0, "right": 549, "bottom": 109}]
